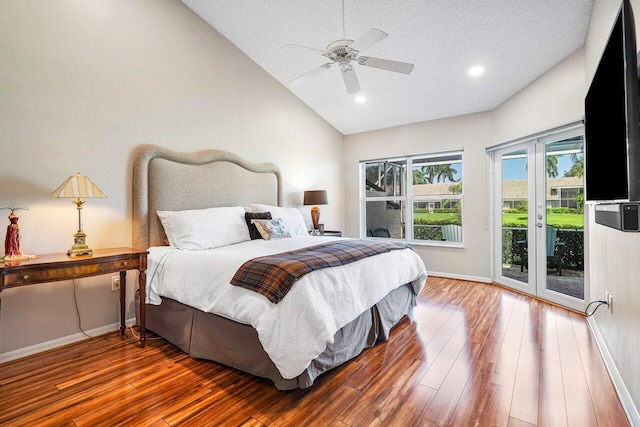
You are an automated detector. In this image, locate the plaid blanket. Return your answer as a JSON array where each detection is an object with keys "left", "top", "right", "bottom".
[{"left": 230, "top": 239, "right": 410, "bottom": 303}]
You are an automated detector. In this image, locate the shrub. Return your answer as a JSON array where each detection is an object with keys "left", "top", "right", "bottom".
[
  {"left": 413, "top": 207, "right": 460, "bottom": 214},
  {"left": 413, "top": 226, "right": 442, "bottom": 241},
  {"left": 414, "top": 217, "right": 461, "bottom": 226},
  {"left": 434, "top": 208, "right": 459, "bottom": 213},
  {"left": 501, "top": 228, "right": 584, "bottom": 270},
  {"left": 502, "top": 228, "right": 527, "bottom": 264},
  {"left": 557, "top": 229, "right": 584, "bottom": 270},
  {"left": 547, "top": 207, "right": 577, "bottom": 214},
  {"left": 517, "top": 201, "right": 528, "bottom": 212}
]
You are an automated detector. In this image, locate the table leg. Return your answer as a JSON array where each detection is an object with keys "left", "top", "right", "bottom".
[
  {"left": 138, "top": 270, "right": 146, "bottom": 348},
  {"left": 119, "top": 271, "right": 126, "bottom": 336}
]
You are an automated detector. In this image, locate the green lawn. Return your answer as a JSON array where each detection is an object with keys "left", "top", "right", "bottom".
[
  {"left": 502, "top": 212, "right": 584, "bottom": 228},
  {"left": 413, "top": 211, "right": 584, "bottom": 228}
]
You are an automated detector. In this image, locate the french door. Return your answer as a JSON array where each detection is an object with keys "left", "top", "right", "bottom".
[{"left": 491, "top": 127, "right": 585, "bottom": 310}]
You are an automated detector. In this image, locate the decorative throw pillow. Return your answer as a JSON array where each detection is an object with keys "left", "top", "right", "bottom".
[
  {"left": 248, "top": 204, "right": 308, "bottom": 236},
  {"left": 245, "top": 211, "right": 272, "bottom": 240},
  {"left": 251, "top": 218, "right": 292, "bottom": 240},
  {"left": 157, "top": 206, "right": 250, "bottom": 250}
]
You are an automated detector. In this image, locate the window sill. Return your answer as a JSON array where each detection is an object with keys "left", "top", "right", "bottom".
[
  {"left": 364, "top": 237, "right": 464, "bottom": 249},
  {"left": 410, "top": 240, "right": 465, "bottom": 249}
]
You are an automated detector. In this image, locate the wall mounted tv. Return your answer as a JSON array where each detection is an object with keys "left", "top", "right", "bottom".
[{"left": 585, "top": 0, "right": 640, "bottom": 202}]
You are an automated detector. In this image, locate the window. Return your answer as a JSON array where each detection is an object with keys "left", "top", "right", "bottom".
[
  {"left": 560, "top": 187, "right": 580, "bottom": 209},
  {"left": 361, "top": 150, "right": 463, "bottom": 244}
]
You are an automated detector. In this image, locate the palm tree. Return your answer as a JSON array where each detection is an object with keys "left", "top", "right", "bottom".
[
  {"left": 565, "top": 153, "right": 585, "bottom": 213},
  {"left": 435, "top": 164, "right": 459, "bottom": 183},
  {"left": 564, "top": 154, "right": 584, "bottom": 177},
  {"left": 530, "top": 155, "right": 559, "bottom": 177},
  {"left": 449, "top": 182, "right": 463, "bottom": 194},
  {"left": 546, "top": 155, "right": 559, "bottom": 178},
  {"left": 413, "top": 169, "right": 426, "bottom": 185},
  {"left": 420, "top": 165, "right": 439, "bottom": 184}
]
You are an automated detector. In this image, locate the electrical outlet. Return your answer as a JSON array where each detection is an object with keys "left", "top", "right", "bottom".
[{"left": 111, "top": 276, "right": 120, "bottom": 291}]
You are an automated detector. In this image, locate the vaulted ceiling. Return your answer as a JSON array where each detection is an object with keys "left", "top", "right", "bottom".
[{"left": 182, "top": 0, "right": 594, "bottom": 135}]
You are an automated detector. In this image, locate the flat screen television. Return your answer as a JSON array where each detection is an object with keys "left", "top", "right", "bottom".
[{"left": 585, "top": 0, "right": 640, "bottom": 202}]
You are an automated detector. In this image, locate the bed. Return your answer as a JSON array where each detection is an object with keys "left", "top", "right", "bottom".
[{"left": 132, "top": 144, "right": 428, "bottom": 390}]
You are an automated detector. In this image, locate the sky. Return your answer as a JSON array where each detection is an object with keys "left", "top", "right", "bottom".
[{"left": 503, "top": 154, "right": 576, "bottom": 180}]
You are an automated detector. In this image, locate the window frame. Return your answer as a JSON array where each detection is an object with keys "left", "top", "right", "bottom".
[{"left": 360, "top": 149, "right": 464, "bottom": 247}]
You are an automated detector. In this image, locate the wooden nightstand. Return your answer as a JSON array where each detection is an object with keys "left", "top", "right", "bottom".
[{"left": 0, "top": 247, "right": 148, "bottom": 347}]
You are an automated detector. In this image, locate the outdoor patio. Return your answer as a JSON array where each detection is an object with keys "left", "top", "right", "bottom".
[{"left": 502, "top": 265, "right": 584, "bottom": 299}]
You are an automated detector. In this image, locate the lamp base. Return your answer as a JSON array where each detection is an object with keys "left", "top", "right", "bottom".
[
  {"left": 311, "top": 206, "right": 320, "bottom": 229},
  {"left": 68, "top": 231, "right": 92, "bottom": 257},
  {"left": 67, "top": 246, "right": 92, "bottom": 257}
]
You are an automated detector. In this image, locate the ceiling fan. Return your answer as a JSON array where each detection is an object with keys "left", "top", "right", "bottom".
[{"left": 284, "top": 2, "right": 414, "bottom": 95}]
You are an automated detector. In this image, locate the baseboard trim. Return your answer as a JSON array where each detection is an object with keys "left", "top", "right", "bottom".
[
  {"left": 428, "top": 271, "right": 492, "bottom": 283},
  {"left": 0, "top": 318, "right": 137, "bottom": 364},
  {"left": 587, "top": 317, "right": 640, "bottom": 427}
]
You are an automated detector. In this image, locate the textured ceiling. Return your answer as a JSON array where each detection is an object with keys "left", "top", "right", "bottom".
[{"left": 181, "top": 0, "right": 593, "bottom": 135}]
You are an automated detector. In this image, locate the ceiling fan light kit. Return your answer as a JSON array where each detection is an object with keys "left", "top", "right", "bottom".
[{"left": 285, "top": 5, "right": 415, "bottom": 95}]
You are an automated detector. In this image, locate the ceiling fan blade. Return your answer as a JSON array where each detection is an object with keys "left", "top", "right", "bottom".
[
  {"left": 282, "top": 44, "right": 327, "bottom": 54},
  {"left": 348, "top": 28, "right": 388, "bottom": 52},
  {"left": 287, "top": 63, "right": 333, "bottom": 85},
  {"left": 342, "top": 66, "right": 361, "bottom": 94},
  {"left": 358, "top": 56, "right": 414, "bottom": 74}
]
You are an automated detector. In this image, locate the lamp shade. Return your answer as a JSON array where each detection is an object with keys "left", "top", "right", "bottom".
[
  {"left": 303, "top": 190, "right": 328, "bottom": 206},
  {"left": 50, "top": 173, "right": 107, "bottom": 199},
  {"left": 50, "top": 173, "right": 106, "bottom": 257}
]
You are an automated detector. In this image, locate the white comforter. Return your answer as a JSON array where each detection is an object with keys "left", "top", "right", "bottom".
[{"left": 146, "top": 236, "right": 427, "bottom": 379}]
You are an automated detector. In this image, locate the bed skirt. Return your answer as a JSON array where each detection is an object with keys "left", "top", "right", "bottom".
[{"left": 136, "top": 283, "right": 416, "bottom": 390}]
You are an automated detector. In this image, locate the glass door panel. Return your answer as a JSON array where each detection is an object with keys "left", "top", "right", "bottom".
[
  {"left": 542, "top": 137, "right": 585, "bottom": 301},
  {"left": 500, "top": 148, "right": 530, "bottom": 286}
]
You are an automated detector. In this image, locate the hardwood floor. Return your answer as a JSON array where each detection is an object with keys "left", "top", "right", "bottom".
[{"left": 0, "top": 277, "right": 629, "bottom": 426}]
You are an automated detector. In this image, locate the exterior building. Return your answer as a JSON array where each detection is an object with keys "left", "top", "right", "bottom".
[
  {"left": 412, "top": 183, "right": 461, "bottom": 210},
  {"left": 501, "top": 177, "right": 583, "bottom": 210}
]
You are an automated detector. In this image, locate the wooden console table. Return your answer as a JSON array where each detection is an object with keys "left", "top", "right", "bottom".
[{"left": 0, "top": 247, "right": 148, "bottom": 347}]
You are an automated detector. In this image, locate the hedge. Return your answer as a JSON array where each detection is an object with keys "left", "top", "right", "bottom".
[
  {"left": 414, "top": 217, "right": 461, "bottom": 226},
  {"left": 502, "top": 227, "right": 584, "bottom": 271},
  {"left": 413, "top": 207, "right": 460, "bottom": 214}
]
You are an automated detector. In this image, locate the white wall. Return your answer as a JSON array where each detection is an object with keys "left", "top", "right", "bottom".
[
  {"left": 493, "top": 47, "right": 586, "bottom": 144},
  {"left": 585, "top": 0, "right": 640, "bottom": 415},
  {"left": 0, "top": 0, "right": 343, "bottom": 355}
]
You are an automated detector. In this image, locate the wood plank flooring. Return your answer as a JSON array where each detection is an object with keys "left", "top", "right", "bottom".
[{"left": 0, "top": 277, "right": 629, "bottom": 426}]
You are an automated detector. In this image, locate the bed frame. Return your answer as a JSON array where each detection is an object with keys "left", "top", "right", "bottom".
[{"left": 132, "top": 144, "right": 416, "bottom": 390}]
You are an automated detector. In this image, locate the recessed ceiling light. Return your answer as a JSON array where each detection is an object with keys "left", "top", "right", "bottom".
[
  {"left": 355, "top": 95, "right": 367, "bottom": 103},
  {"left": 468, "top": 65, "right": 484, "bottom": 77}
]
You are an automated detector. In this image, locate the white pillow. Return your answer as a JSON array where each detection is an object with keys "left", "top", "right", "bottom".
[
  {"left": 157, "top": 206, "right": 250, "bottom": 250},
  {"left": 251, "top": 218, "right": 292, "bottom": 240},
  {"left": 249, "top": 204, "right": 308, "bottom": 236}
]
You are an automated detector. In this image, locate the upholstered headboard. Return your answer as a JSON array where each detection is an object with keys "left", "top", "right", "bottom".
[{"left": 132, "top": 144, "right": 282, "bottom": 249}]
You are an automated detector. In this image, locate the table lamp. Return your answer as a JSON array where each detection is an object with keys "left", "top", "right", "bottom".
[
  {"left": 50, "top": 173, "right": 107, "bottom": 257},
  {"left": 303, "top": 190, "right": 328, "bottom": 230}
]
